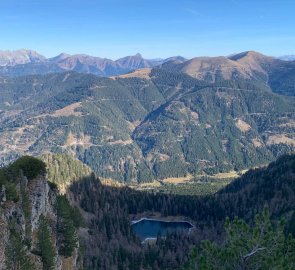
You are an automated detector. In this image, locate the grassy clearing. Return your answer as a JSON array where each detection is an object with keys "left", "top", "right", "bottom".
[
  {"left": 161, "top": 174, "right": 193, "bottom": 184},
  {"left": 103, "top": 168, "right": 258, "bottom": 196},
  {"left": 152, "top": 178, "right": 233, "bottom": 196}
]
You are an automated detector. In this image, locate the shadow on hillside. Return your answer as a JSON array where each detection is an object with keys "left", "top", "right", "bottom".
[{"left": 60, "top": 154, "right": 295, "bottom": 269}]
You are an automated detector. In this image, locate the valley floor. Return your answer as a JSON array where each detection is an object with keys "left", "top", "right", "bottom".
[{"left": 124, "top": 167, "right": 263, "bottom": 196}]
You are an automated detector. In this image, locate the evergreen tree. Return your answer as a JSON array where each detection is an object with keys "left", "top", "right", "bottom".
[
  {"left": 9, "top": 156, "right": 46, "bottom": 180},
  {"left": 61, "top": 217, "right": 78, "bottom": 257},
  {"left": 184, "top": 208, "right": 295, "bottom": 270},
  {"left": 5, "top": 223, "right": 36, "bottom": 270},
  {"left": 56, "top": 195, "right": 79, "bottom": 257},
  {"left": 36, "top": 215, "right": 56, "bottom": 270}
]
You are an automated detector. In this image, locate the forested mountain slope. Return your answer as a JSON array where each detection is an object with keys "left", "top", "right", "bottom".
[
  {"left": 66, "top": 154, "right": 295, "bottom": 269},
  {"left": 1, "top": 153, "right": 294, "bottom": 269},
  {"left": 0, "top": 67, "right": 294, "bottom": 183}
]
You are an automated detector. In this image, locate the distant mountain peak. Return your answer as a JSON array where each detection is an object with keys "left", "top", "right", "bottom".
[
  {"left": 0, "top": 49, "right": 46, "bottom": 66},
  {"left": 118, "top": 53, "right": 144, "bottom": 60},
  {"left": 58, "top": 52, "right": 71, "bottom": 58},
  {"left": 49, "top": 52, "right": 71, "bottom": 62},
  {"left": 278, "top": 55, "right": 295, "bottom": 61},
  {"left": 228, "top": 51, "right": 271, "bottom": 61},
  {"left": 116, "top": 53, "right": 151, "bottom": 70}
]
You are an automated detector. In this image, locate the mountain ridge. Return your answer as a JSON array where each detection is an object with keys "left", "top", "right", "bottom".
[
  {"left": 0, "top": 49, "right": 286, "bottom": 79},
  {"left": 0, "top": 49, "right": 187, "bottom": 77}
]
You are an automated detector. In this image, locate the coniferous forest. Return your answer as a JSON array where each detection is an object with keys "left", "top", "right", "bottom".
[
  {"left": 65, "top": 154, "right": 295, "bottom": 269},
  {"left": 1, "top": 1, "right": 295, "bottom": 269},
  {"left": 1, "top": 153, "right": 294, "bottom": 269}
]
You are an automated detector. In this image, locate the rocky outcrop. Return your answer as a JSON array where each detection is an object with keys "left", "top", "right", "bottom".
[
  {"left": 0, "top": 214, "right": 8, "bottom": 270},
  {"left": 0, "top": 173, "right": 80, "bottom": 270},
  {"left": 27, "top": 176, "right": 52, "bottom": 231}
]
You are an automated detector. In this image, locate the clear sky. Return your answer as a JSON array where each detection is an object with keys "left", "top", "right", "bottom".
[{"left": 0, "top": 0, "right": 294, "bottom": 59}]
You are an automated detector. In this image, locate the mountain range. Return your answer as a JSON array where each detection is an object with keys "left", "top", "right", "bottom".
[
  {"left": 0, "top": 50, "right": 294, "bottom": 183},
  {"left": 0, "top": 49, "right": 186, "bottom": 77},
  {"left": 0, "top": 49, "right": 295, "bottom": 97}
]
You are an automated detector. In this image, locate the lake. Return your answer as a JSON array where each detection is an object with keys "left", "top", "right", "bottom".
[{"left": 132, "top": 218, "right": 193, "bottom": 241}]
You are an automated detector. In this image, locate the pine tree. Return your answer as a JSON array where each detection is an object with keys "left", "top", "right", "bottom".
[
  {"left": 56, "top": 195, "right": 78, "bottom": 257},
  {"left": 62, "top": 217, "right": 78, "bottom": 257},
  {"left": 5, "top": 223, "right": 36, "bottom": 270},
  {"left": 184, "top": 207, "right": 295, "bottom": 270},
  {"left": 36, "top": 215, "right": 56, "bottom": 270}
]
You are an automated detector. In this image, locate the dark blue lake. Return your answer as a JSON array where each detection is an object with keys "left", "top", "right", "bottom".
[{"left": 132, "top": 218, "right": 193, "bottom": 241}]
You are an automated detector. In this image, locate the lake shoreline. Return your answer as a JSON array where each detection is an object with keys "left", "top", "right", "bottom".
[
  {"left": 130, "top": 211, "right": 195, "bottom": 225},
  {"left": 132, "top": 217, "right": 194, "bottom": 227},
  {"left": 131, "top": 217, "right": 195, "bottom": 242}
]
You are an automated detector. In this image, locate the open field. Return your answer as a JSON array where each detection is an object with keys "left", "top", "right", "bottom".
[{"left": 101, "top": 164, "right": 269, "bottom": 196}]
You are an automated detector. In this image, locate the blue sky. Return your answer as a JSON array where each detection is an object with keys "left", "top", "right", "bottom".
[{"left": 0, "top": 0, "right": 294, "bottom": 59}]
